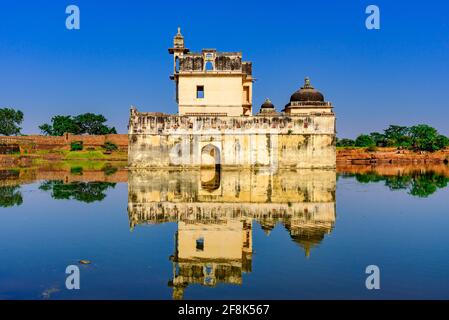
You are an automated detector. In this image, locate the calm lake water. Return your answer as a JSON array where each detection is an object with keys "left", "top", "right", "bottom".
[{"left": 1, "top": 165, "right": 449, "bottom": 299}]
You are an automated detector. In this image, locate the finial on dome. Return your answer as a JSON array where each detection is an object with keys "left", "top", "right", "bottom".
[
  {"left": 177, "top": 26, "right": 181, "bottom": 35},
  {"left": 303, "top": 77, "right": 313, "bottom": 89}
]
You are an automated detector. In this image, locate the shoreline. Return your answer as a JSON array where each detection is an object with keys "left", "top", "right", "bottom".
[
  {"left": 1, "top": 159, "right": 449, "bottom": 186},
  {"left": 1, "top": 134, "right": 449, "bottom": 167},
  {"left": 2, "top": 147, "right": 449, "bottom": 167},
  {"left": 337, "top": 147, "right": 449, "bottom": 165}
]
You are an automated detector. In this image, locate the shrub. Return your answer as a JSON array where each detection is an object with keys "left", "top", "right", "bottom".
[
  {"left": 102, "top": 141, "right": 118, "bottom": 152},
  {"left": 70, "top": 166, "right": 83, "bottom": 175},
  {"left": 355, "top": 134, "right": 375, "bottom": 147},
  {"left": 336, "top": 138, "right": 355, "bottom": 147},
  {"left": 102, "top": 164, "right": 118, "bottom": 176},
  {"left": 70, "top": 141, "right": 83, "bottom": 151}
]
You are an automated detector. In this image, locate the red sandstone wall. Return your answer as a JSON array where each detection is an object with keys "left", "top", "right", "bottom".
[
  {"left": 0, "top": 134, "right": 128, "bottom": 151},
  {"left": 337, "top": 147, "right": 449, "bottom": 165}
]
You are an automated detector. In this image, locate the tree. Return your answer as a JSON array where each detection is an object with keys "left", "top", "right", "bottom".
[
  {"left": 355, "top": 134, "right": 375, "bottom": 147},
  {"left": 336, "top": 138, "right": 355, "bottom": 147},
  {"left": 74, "top": 113, "right": 117, "bottom": 135},
  {"left": 369, "top": 132, "right": 387, "bottom": 147},
  {"left": 39, "top": 113, "right": 116, "bottom": 136},
  {"left": 0, "top": 108, "right": 24, "bottom": 136},
  {"left": 409, "top": 124, "right": 440, "bottom": 152},
  {"left": 383, "top": 125, "right": 410, "bottom": 147},
  {"left": 39, "top": 115, "right": 79, "bottom": 136},
  {"left": 436, "top": 135, "right": 449, "bottom": 150}
]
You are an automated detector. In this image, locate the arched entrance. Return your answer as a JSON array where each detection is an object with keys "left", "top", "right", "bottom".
[
  {"left": 201, "top": 144, "right": 221, "bottom": 169},
  {"left": 200, "top": 169, "right": 221, "bottom": 192}
]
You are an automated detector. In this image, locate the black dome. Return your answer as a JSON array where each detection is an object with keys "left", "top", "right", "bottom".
[
  {"left": 258, "top": 98, "right": 277, "bottom": 114},
  {"left": 260, "top": 98, "right": 275, "bottom": 109},
  {"left": 290, "top": 77, "right": 324, "bottom": 102}
]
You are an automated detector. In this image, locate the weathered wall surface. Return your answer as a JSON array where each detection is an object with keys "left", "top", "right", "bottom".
[
  {"left": 178, "top": 75, "right": 244, "bottom": 116},
  {"left": 0, "top": 134, "right": 128, "bottom": 153},
  {"left": 128, "top": 111, "right": 336, "bottom": 169}
]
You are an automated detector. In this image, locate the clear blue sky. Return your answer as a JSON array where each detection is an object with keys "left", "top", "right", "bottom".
[{"left": 1, "top": 0, "right": 448, "bottom": 138}]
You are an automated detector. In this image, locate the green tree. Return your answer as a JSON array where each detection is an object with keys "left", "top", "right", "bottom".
[
  {"left": 383, "top": 125, "right": 410, "bottom": 147},
  {"left": 409, "top": 124, "right": 440, "bottom": 152},
  {"left": 39, "top": 115, "right": 80, "bottom": 136},
  {"left": 355, "top": 134, "right": 375, "bottom": 147},
  {"left": 369, "top": 132, "right": 387, "bottom": 147},
  {"left": 336, "top": 138, "right": 355, "bottom": 147},
  {"left": 39, "top": 113, "right": 116, "bottom": 136},
  {"left": 436, "top": 135, "right": 449, "bottom": 149},
  {"left": 74, "top": 113, "right": 117, "bottom": 135},
  {"left": 0, "top": 108, "right": 24, "bottom": 136}
]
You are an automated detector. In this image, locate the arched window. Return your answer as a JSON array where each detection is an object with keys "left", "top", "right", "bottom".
[
  {"left": 205, "top": 61, "right": 214, "bottom": 71},
  {"left": 175, "top": 57, "right": 180, "bottom": 72}
]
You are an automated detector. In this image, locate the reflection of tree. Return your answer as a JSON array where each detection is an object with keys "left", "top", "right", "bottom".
[
  {"left": 384, "top": 175, "right": 413, "bottom": 190},
  {"left": 39, "top": 181, "right": 116, "bottom": 203},
  {"left": 345, "top": 171, "right": 449, "bottom": 198},
  {"left": 409, "top": 173, "right": 448, "bottom": 197},
  {"left": 354, "top": 172, "right": 384, "bottom": 184},
  {"left": 0, "top": 186, "right": 23, "bottom": 207},
  {"left": 102, "top": 164, "right": 118, "bottom": 176}
]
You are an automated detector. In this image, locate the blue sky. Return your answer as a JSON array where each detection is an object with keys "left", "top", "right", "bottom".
[{"left": 0, "top": 0, "right": 448, "bottom": 137}]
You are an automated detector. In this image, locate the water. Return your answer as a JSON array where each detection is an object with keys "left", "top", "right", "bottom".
[{"left": 1, "top": 165, "right": 448, "bottom": 300}]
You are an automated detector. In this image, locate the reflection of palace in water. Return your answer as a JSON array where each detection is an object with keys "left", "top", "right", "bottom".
[{"left": 127, "top": 169, "right": 336, "bottom": 299}]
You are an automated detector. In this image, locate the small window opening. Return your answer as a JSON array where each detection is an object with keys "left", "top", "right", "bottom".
[
  {"left": 197, "top": 85, "right": 204, "bottom": 99},
  {"left": 196, "top": 237, "right": 204, "bottom": 251}
]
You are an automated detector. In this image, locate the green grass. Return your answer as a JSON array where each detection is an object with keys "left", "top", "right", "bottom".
[
  {"left": 64, "top": 150, "right": 108, "bottom": 160},
  {"left": 34, "top": 149, "right": 65, "bottom": 155}
]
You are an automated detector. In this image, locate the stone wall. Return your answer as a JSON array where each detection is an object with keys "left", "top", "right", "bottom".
[
  {"left": 128, "top": 111, "right": 336, "bottom": 169},
  {"left": 337, "top": 147, "right": 449, "bottom": 165},
  {"left": 0, "top": 134, "right": 128, "bottom": 153}
]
